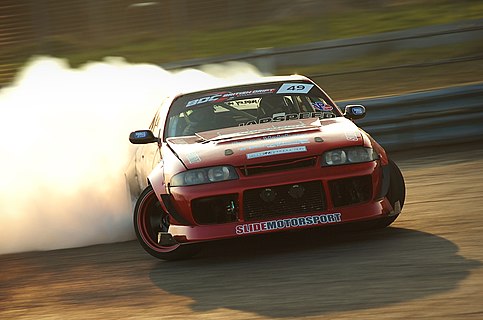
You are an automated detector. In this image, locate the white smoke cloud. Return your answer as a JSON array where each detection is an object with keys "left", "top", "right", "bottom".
[{"left": 0, "top": 56, "right": 263, "bottom": 254}]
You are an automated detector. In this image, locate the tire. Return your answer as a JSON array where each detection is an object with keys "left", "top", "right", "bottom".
[
  {"left": 374, "top": 159, "right": 406, "bottom": 228},
  {"left": 133, "top": 185, "right": 198, "bottom": 260}
]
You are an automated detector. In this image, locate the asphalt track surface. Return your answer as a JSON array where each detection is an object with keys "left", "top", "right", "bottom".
[{"left": 1, "top": 142, "right": 483, "bottom": 320}]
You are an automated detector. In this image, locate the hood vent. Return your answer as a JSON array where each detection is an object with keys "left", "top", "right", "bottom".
[{"left": 240, "top": 156, "right": 317, "bottom": 176}]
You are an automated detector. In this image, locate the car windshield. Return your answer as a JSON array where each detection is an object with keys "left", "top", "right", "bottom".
[{"left": 165, "top": 81, "right": 341, "bottom": 138}]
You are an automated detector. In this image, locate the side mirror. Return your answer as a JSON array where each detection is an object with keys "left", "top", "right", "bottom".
[
  {"left": 344, "top": 105, "right": 366, "bottom": 120},
  {"left": 129, "top": 130, "right": 158, "bottom": 144}
]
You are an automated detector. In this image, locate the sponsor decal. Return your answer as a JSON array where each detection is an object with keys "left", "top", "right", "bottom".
[
  {"left": 351, "top": 106, "right": 365, "bottom": 115},
  {"left": 265, "top": 139, "right": 309, "bottom": 148},
  {"left": 230, "top": 132, "right": 305, "bottom": 146},
  {"left": 186, "top": 89, "right": 275, "bottom": 107},
  {"left": 239, "top": 138, "right": 310, "bottom": 151},
  {"left": 277, "top": 83, "right": 314, "bottom": 94},
  {"left": 234, "top": 122, "right": 309, "bottom": 137},
  {"left": 186, "top": 152, "right": 201, "bottom": 163},
  {"left": 235, "top": 213, "right": 342, "bottom": 235},
  {"left": 246, "top": 146, "right": 307, "bottom": 159},
  {"left": 312, "top": 101, "right": 333, "bottom": 111},
  {"left": 232, "top": 99, "right": 258, "bottom": 105},
  {"left": 134, "top": 131, "right": 147, "bottom": 138},
  {"left": 167, "top": 137, "right": 189, "bottom": 144},
  {"left": 263, "top": 133, "right": 291, "bottom": 140},
  {"left": 345, "top": 131, "right": 359, "bottom": 141},
  {"left": 238, "top": 112, "right": 335, "bottom": 126}
]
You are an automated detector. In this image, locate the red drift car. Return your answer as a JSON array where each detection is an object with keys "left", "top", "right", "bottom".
[{"left": 128, "top": 75, "right": 405, "bottom": 260}]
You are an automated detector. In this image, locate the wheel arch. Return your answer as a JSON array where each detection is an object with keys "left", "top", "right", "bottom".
[{"left": 145, "top": 162, "right": 191, "bottom": 226}]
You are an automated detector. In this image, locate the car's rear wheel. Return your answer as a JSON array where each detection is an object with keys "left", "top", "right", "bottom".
[
  {"left": 375, "top": 159, "right": 406, "bottom": 228},
  {"left": 134, "top": 185, "right": 197, "bottom": 260}
]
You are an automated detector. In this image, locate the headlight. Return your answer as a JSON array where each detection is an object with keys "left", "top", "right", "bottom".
[
  {"left": 322, "top": 147, "right": 378, "bottom": 166},
  {"left": 324, "top": 149, "right": 347, "bottom": 165},
  {"left": 171, "top": 166, "right": 238, "bottom": 186},
  {"left": 207, "top": 166, "right": 232, "bottom": 182}
]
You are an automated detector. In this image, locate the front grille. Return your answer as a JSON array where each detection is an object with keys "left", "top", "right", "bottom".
[
  {"left": 192, "top": 194, "right": 238, "bottom": 225},
  {"left": 243, "top": 181, "right": 326, "bottom": 221},
  {"left": 240, "top": 157, "right": 316, "bottom": 176},
  {"left": 329, "top": 175, "right": 372, "bottom": 207}
]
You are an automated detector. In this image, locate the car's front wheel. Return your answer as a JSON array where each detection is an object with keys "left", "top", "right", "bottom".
[{"left": 133, "top": 185, "right": 197, "bottom": 260}]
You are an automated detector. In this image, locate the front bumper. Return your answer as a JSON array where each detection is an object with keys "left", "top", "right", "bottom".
[
  {"left": 169, "top": 198, "right": 392, "bottom": 242},
  {"left": 164, "top": 160, "right": 393, "bottom": 242}
]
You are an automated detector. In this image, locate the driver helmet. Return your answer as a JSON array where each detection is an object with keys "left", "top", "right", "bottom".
[{"left": 258, "top": 95, "right": 290, "bottom": 117}]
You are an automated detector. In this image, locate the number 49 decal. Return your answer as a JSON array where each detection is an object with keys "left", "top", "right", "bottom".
[{"left": 277, "top": 83, "right": 314, "bottom": 94}]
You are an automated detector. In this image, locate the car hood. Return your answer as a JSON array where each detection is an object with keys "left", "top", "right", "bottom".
[{"left": 166, "top": 117, "right": 365, "bottom": 169}]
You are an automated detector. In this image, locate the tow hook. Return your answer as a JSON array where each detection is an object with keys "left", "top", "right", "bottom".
[{"left": 157, "top": 232, "right": 178, "bottom": 246}]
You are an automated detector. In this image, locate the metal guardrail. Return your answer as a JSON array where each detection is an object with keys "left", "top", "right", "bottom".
[
  {"left": 162, "top": 18, "right": 483, "bottom": 75},
  {"left": 337, "top": 83, "right": 483, "bottom": 151}
]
